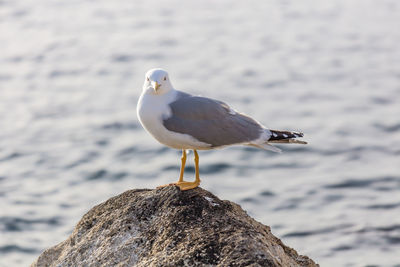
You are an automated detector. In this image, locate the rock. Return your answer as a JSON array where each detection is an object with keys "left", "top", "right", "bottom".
[{"left": 32, "top": 186, "right": 318, "bottom": 267}]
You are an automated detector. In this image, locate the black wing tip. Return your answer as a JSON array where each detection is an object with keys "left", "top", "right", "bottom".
[
  {"left": 294, "top": 132, "right": 304, "bottom": 138},
  {"left": 269, "top": 129, "right": 305, "bottom": 141}
]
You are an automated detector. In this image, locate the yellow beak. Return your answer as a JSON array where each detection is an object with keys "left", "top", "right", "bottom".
[{"left": 153, "top": 82, "right": 160, "bottom": 91}]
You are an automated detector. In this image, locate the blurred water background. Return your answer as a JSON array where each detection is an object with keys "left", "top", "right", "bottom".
[{"left": 1, "top": 0, "right": 400, "bottom": 266}]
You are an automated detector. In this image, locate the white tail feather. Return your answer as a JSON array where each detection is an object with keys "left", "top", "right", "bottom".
[
  {"left": 268, "top": 139, "right": 308, "bottom": 144},
  {"left": 247, "top": 143, "right": 282, "bottom": 153}
]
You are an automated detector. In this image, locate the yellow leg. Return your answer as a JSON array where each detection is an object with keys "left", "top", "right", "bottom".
[
  {"left": 157, "top": 149, "right": 201, "bottom": 191},
  {"left": 175, "top": 149, "right": 201, "bottom": 190},
  {"left": 178, "top": 149, "right": 186, "bottom": 183},
  {"left": 194, "top": 149, "right": 200, "bottom": 184}
]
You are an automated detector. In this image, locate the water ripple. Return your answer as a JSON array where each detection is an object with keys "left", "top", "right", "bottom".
[
  {"left": 259, "top": 190, "right": 275, "bottom": 197},
  {"left": 85, "top": 169, "right": 128, "bottom": 181},
  {"left": 0, "top": 152, "right": 22, "bottom": 162},
  {"left": 65, "top": 151, "right": 99, "bottom": 169},
  {"left": 365, "top": 202, "right": 400, "bottom": 210},
  {"left": 201, "top": 163, "right": 231, "bottom": 174},
  {"left": 325, "top": 179, "right": 374, "bottom": 189},
  {"left": 111, "top": 54, "right": 136, "bottom": 63},
  {"left": 0, "top": 216, "right": 62, "bottom": 232},
  {"left": 357, "top": 224, "right": 400, "bottom": 233},
  {"left": 48, "top": 69, "right": 87, "bottom": 78},
  {"left": 325, "top": 176, "right": 400, "bottom": 190},
  {"left": 100, "top": 121, "right": 139, "bottom": 131},
  {"left": 0, "top": 245, "right": 38, "bottom": 254},
  {"left": 283, "top": 224, "right": 353, "bottom": 238},
  {"left": 374, "top": 122, "right": 400, "bottom": 133},
  {"left": 332, "top": 245, "right": 353, "bottom": 251}
]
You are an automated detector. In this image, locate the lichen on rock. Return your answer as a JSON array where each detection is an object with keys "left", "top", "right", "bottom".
[{"left": 32, "top": 186, "right": 318, "bottom": 267}]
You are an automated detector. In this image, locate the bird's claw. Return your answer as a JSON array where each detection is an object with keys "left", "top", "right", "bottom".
[{"left": 157, "top": 180, "right": 200, "bottom": 191}]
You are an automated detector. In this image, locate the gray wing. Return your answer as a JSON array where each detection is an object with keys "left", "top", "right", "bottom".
[{"left": 163, "top": 93, "right": 263, "bottom": 147}]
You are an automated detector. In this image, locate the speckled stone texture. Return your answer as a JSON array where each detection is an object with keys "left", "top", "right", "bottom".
[{"left": 32, "top": 186, "right": 318, "bottom": 267}]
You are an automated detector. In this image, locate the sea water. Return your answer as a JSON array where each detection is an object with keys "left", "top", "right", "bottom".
[{"left": 1, "top": 0, "right": 399, "bottom": 266}]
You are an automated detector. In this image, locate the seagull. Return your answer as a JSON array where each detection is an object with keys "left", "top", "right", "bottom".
[{"left": 137, "top": 68, "right": 307, "bottom": 191}]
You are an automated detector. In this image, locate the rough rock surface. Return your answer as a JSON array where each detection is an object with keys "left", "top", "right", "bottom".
[{"left": 32, "top": 186, "right": 318, "bottom": 267}]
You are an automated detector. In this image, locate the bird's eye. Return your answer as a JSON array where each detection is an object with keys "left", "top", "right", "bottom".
[
  {"left": 164, "top": 77, "right": 167, "bottom": 81},
  {"left": 147, "top": 77, "right": 149, "bottom": 81}
]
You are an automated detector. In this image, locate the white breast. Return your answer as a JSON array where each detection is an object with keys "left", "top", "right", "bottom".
[{"left": 137, "top": 89, "right": 211, "bottom": 150}]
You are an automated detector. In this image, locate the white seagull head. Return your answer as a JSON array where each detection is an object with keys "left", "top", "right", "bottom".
[{"left": 143, "top": 68, "right": 173, "bottom": 95}]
